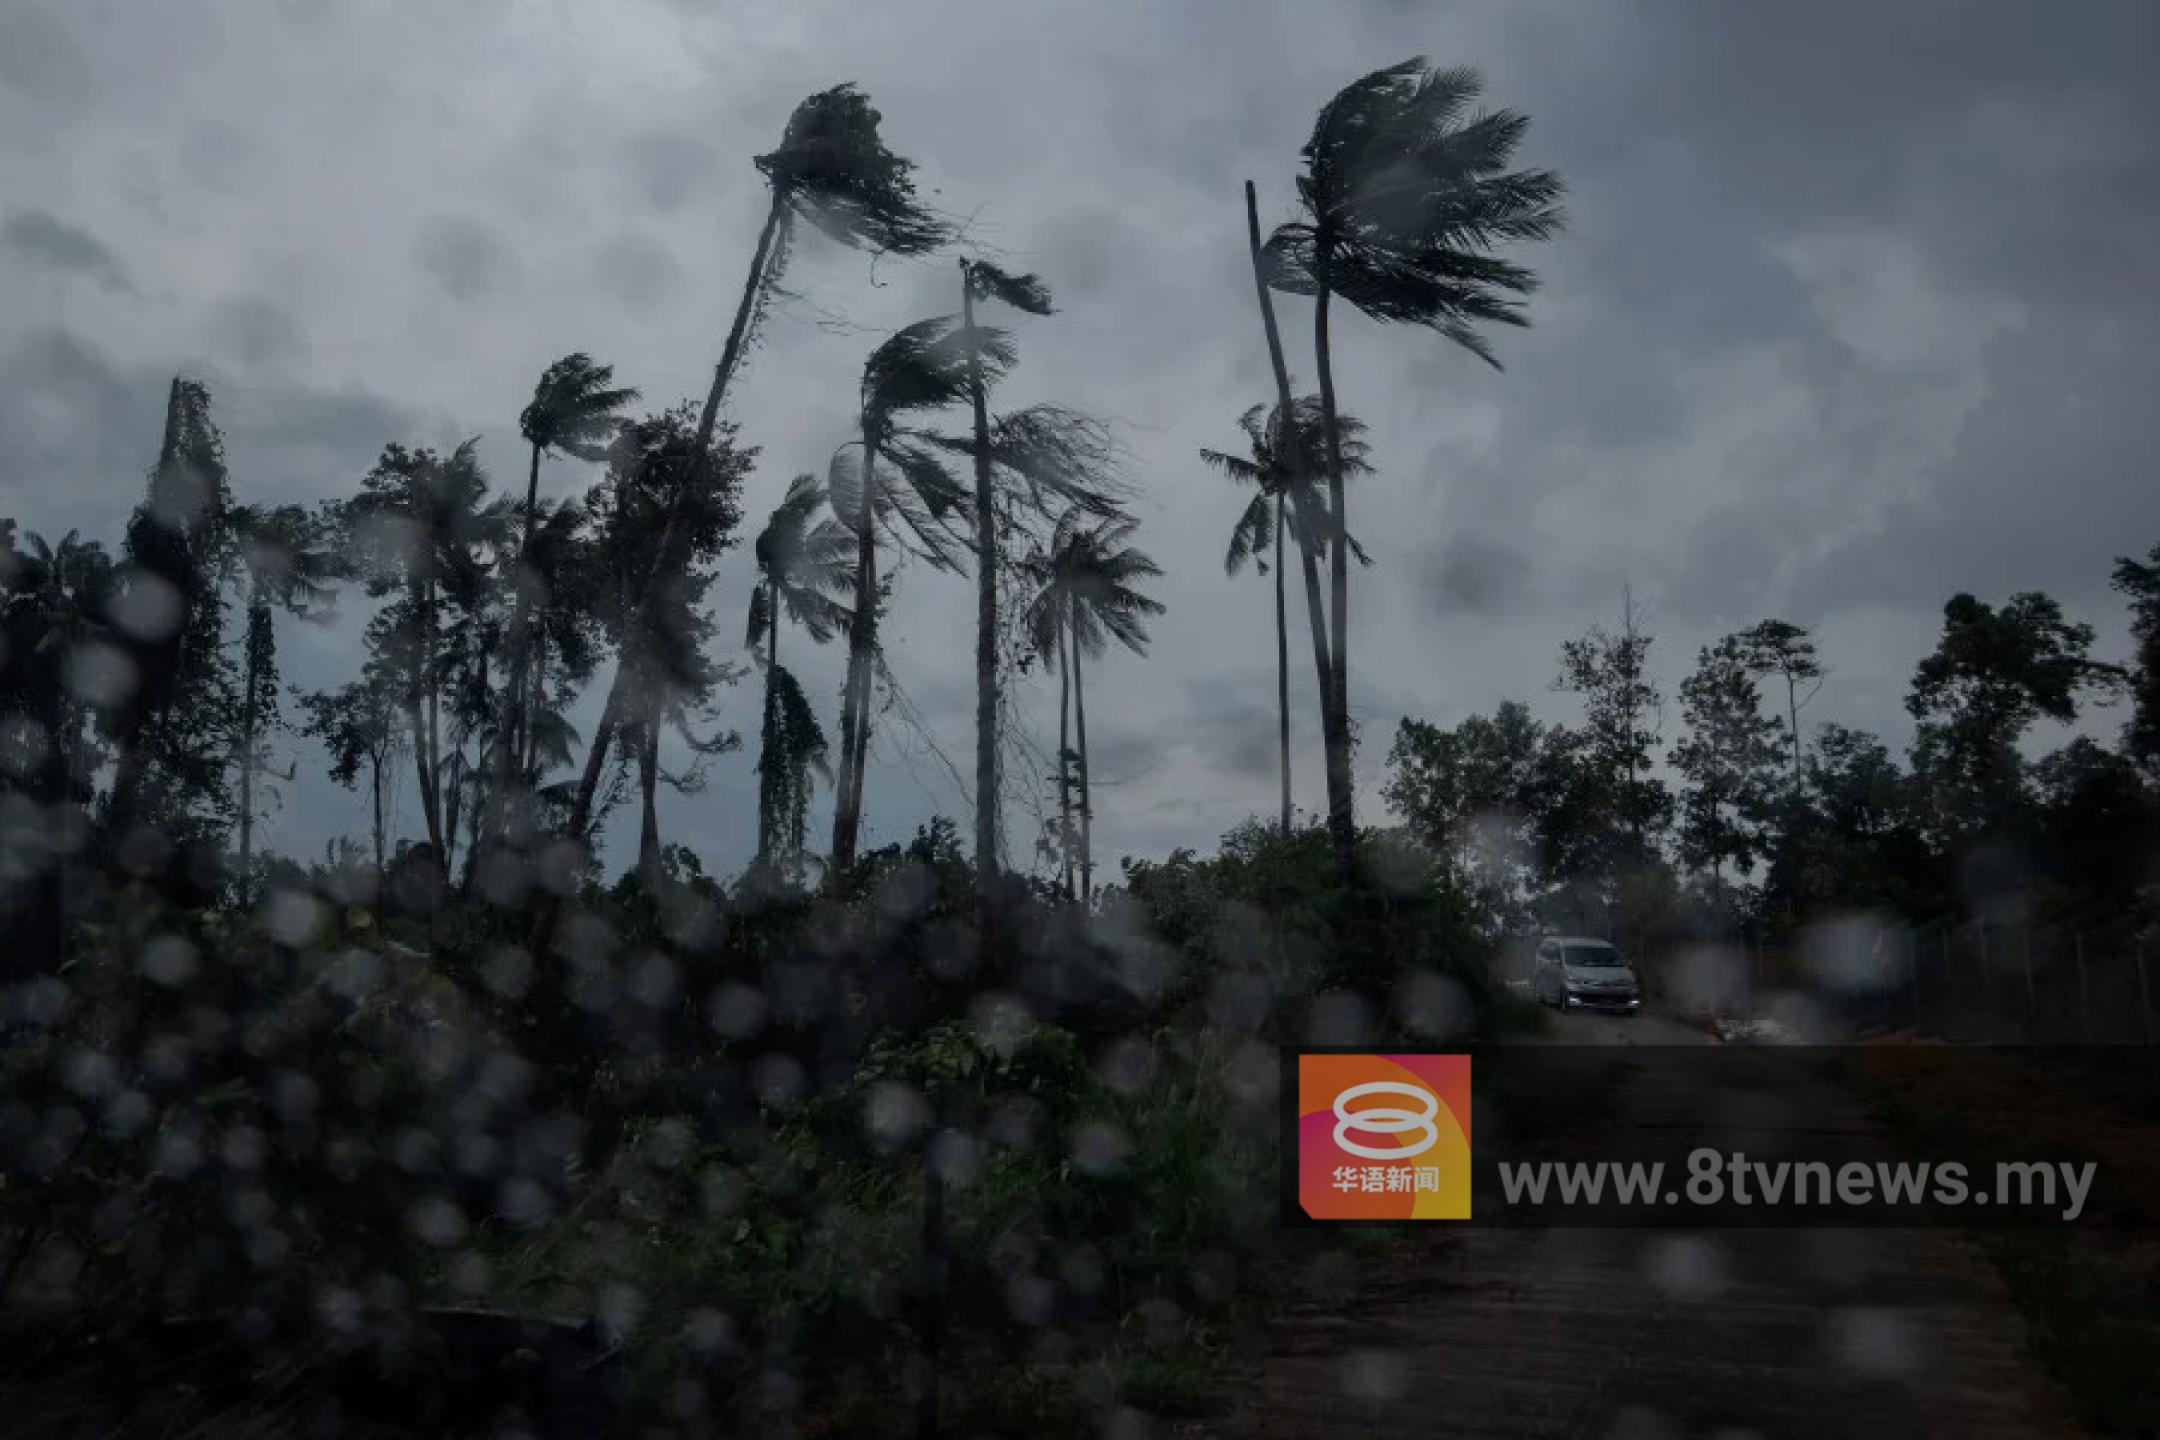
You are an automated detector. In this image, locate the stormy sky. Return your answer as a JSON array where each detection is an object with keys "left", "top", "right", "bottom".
[{"left": 1, "top": 0, "right": 2154, "bottom": 880}]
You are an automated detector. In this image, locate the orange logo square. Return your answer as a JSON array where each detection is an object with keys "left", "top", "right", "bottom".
[{"left": 1294, "top": 1053, "right": 1472, "bottom": 1221}]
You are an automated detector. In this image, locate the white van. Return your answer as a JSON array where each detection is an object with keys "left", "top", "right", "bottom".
[{"left": 1531, "top": 936, "right": 1642, "bottom": 1014}]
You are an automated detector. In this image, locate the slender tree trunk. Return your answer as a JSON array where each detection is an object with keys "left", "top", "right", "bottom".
[
  {"left": 236, "top": 599, "right": 260, "bottom": 906},
  {"left": 1274, "top": 495, "right": 1291, "bottom": 836},
  {"left": 1244, "top": 181, "right": 1350, "bottom": 870},
  {"left": 1786, "top": 674, "right": 1803, "bottom": 796},
  {"left": 370, "top": 760, "right": 385, "bottom": 877},
  {"left": 423, "top": 581, "right": 447, "bottom": 879},
  {"left": 830, "top": 434, "right": 880, "bottom": 877},
  {"left": 563, "top": 196, "right": 784, "bottom": 850},
  {"left": 965, "top": 265, "right": 1000, "bottom": 891},
  {"left": 637, "top": 721, "right": 662, "bottom": 888},
  {"left": 525, "top": 632, "right": 548, "bottom": 779},
  {"left": 1072, "top": 612, "right": 1093, "bottom": 907},
  {"left": 443, "top": 751, "right": 464, "bottom": 882},
  {"left": 490, "top": 438, "right": 546, "bottom": 843},
  {"left": 1311, "top": 270, "right": 1357, "bottom": 868},
  {"left": 756, "top": 613, "right": 780, "bottom": 864},
  {"left": 567, "top": 679, "right": 627, "bottom": 845},
  {"left": 1058, "top": 616, "right": 1074, "bottom": 901}
]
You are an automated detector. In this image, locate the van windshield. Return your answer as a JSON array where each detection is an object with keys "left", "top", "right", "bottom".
[{"left": 1566, "top": 945, "right": 1624, "bottom": 968}]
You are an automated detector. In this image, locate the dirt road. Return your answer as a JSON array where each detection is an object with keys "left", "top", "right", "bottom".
[{"left": 1195, "top": 1011, "right": 2076, "bottom": 1438}]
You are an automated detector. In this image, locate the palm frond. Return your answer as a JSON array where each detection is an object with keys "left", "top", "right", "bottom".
[
  {"left": 758, "top": 84, "right": 951, "bottom": 257},
  {"left": 965, "top": 260, "right": 1055, "bottom": 316}
]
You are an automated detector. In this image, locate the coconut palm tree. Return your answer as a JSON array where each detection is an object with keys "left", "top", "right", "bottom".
[
  {"left": 746, "top": 474, "right": 853, "bottom": 874},
  {"left": 16, "top": 528, "right": 114, "bottom": 805},
  {"left": 227, "top": 502, "right": 341, "bottom": 901},
  {"left": 1201, "top": 397, "right": 1370, "bottom": 835},
  {"left": 1022, "top": 508, "right": 1165, "bottom": 904},
  {"left": 343, "top": 439, "right": 501, "bottom": 881},
  {"left": 827, "top": 317, "right": 979, "bottom": 876},
  {"left": 570, "top": 85, "right": 950, "bottom": 857},
  {"left": 946, "top": 261, "right": 1129, "bottom": 888},
  {"left": 1261, "top": 59, "right": 1564, "bottom": 868},
  {"left": 562, "top": 405, "right": 746, "bottom": 886},
  {"left": 501, "top": 354, "right": 636, "bottom": 793}
]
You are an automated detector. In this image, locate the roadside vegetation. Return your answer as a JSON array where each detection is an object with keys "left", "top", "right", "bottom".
[{"left": 2, "top": 49, "right": 2156, "bottom": 1440}]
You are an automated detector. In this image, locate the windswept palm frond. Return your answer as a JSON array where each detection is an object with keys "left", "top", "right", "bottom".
[
  {"left": 520, "top": 354, "right": 641, "bottom": 462},
  {"left": 964, "top": 260, "right": 1055, "bottom": 316},
  {"left": 1265, "top": 58, "right": 1564, "bottom": 367},
  {"left": 1203, "top": 395, "right": 1373, "bottom": 571},
  {"left": 861, "top": 316, "right": 1008, "bottom": 436},
  {"left": 757, "top": 84, "right": 952, "bottom": 257},
  {"left": 750, "top": 473, "right": 854, "bottom": 652}
]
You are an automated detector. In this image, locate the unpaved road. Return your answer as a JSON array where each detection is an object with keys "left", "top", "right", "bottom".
[{"left": 1194, "top": 1011, "right": 2076, "bottom": 1439}]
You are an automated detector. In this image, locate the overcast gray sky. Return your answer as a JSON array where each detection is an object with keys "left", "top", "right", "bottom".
[{"left": 2, "top": 0, "right": 2154, "bottom": 880}]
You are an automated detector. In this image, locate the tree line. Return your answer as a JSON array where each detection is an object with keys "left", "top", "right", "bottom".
[
  {"left": 1383, "top": 575, "right": 2160, "bottom": 944},
  {"left": 0, "top": 59, "right": 1573, "bottom": 945}
]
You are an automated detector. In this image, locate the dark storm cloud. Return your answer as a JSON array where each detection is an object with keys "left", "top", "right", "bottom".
[
  {"left": 207, "top": 296, "right": 309, "bottom": 368},
  {"left": 0, "top": 328, "right": 426, "bottom": 531},
  {"left": 1418, "top": 535, "right": 1532, "bottom": 620},
  {"left": 593, "top": 233, "right": 689, "bottom": 314},
  {"left": 0, "top": 4, "right": 91, "bottom": 106},
  {"left": 0, "top": 0, "right": 2152, "bottom": 874},
  {"left": 413, "top": 216, "right": 516, "bottom": 303},
  {"left": 620, "top": 133, "right": 721, "bottom": 214},
  {"left": 2, "top": 210, "right": 132, "bottom": 294}
]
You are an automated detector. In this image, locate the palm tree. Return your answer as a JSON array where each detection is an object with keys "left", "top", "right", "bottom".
[
  {"left": 1261, "top": 59, "right": 1564, "bottom": 869},
  {"left": 563, "top": 405, "right": 745, "bottom": 884},
  {"left": 947, "top": 260, "right": 1135, "bottom": 888},
  {"left": 827, "top": 317, "right": 978, "bottom": 876},
  {"left": 1201, "top": 397, "right": 1370, "bottom": 835},
  {"left": 1022, "top": 508, "right": 1165, "bottom": 904},
  {"left": 514, "top": 499, "right": 601, "bottom": 792},
  {"left": 502, "top": 354, "right": 636, "bottom": 798},
  {"left": 746, "top": 474, "right": 853, "bottom": 874},
  {"left": 344, "top": 439, "right": 500, "bottom": 881},
  {"left": 570, "top": 85, "right": 949, "bottom": 857},
  {"left": 17, "top": 528, "right": 114, "bottom": 807},
  {"left": 227, "top": 502, "right": 340, "bottom": 901}
]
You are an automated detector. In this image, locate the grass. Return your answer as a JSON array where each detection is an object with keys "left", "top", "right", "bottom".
[{"left": 1842, "top": 1047, "right": 2160, "bottom": 1437}]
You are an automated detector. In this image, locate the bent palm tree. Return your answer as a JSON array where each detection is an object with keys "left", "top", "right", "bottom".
[
  {"left": 1263, "top": 59, "right": 1563, "bottom": 869},
  {"left": 747, "top": 474, "right": 853, "bottom": 875},
  {"left": 950, "top": 260, "right": 1130, "bottom": 886},
  {"left": 501, "top": 354, "right": 636, "bottom": 803},
  {"left": 827, "top": 317, "right": 978, "bottom": 875},
  {"left": 1022, "top": 508, "right": 1165, "bottom": 905},
  {"left": 1201, "top": 396, "right": 1370, "bottom": 835},
  {"left": 570, "top": 84, "right": 950, "bottom": 852}
]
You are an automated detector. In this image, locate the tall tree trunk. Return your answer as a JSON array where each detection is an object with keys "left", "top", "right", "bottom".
[
  {"left": 965, "top": 265, "right": 1000, "bottom": 890},
  {"left": 1786, "top": 674, "right": 1803, "bottom": 797},
  {"left": 525, "top": 632, "right": 548, "bottom": 779},
  {"left": 566, "top": 679, "right": 627, "bottom": 847},
  {"left": 443, "top": 751, "right": 464, "bottom": 883},
  {"left": 1311, "top": 269, "right": 1357, "bottom": 868},
  {"left": 756, "top": 613, "right": 780, "bottom": 864},
  {"left": 563, "top": 195, "right": 785, "bottom": 850},
  {"left": 1057, "top": 615, "right": 1074, "bottom": 900},
  {"left": 489, "top": 438, "right": 546, "bottom": 845},
  {"left": 1243, "top": 181, "right": 1349, "bottom": 870},
  {"left": 830, "top": 435, "right": 880, "bottom": 877},
  {"left": 1274, "top": 495, "right": 1291, "bottom": 836},
  {"left": 236, "top": 597, "right": 260, "bottom": 906},
  {"left": 423, "top": 580, "right": 447, "bottom": 879},
  {"left": 637, "top": 720, "right": 662, "bottom": 888},
  {"left": 370, "top": 759, "right": 385, "bottom": 878},
  {"left": 1072, "top": 612, "right": 1093, "bottom": 906}
]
